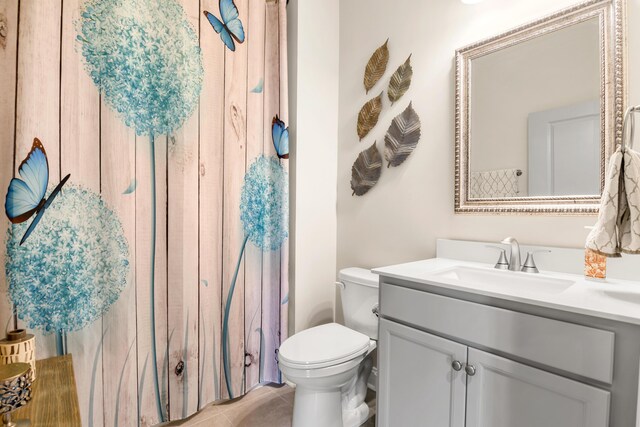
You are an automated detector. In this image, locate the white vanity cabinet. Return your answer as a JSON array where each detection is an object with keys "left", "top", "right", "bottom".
[
  {"left": 376, "top": 280, "right": 621, "bottom": 427},
  {"left": 465, "top": 347, "right": 609, "bottom": 427},
  {"left": 378, "top": 319, "right": 609, "bottom": 427},
  {"left": 378, "top": 319, "right": 467, "bottom": 427}
]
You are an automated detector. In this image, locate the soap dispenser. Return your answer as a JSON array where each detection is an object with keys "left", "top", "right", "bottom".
[{"left": 585, "top": 248, "right": 607, "bottom": 280}]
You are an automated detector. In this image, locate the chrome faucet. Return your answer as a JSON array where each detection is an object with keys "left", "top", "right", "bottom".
[{"left": 501, "top": 237, "right": 521, "bottom": 272}]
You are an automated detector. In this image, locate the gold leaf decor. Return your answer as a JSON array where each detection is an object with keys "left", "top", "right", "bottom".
[
  {"left": 384, "top": 102, "right": 421, "bottom": 167},
  {"left": 364, "top": 39, "right": 389, "bottom": 94},
  {"left": 388, "top": 54, "right": 413, "bottom": 105},
  {"left": 357, "top": 92, "right": 383, "bottom": 140},
  {"left": 351, "top": 142, "right": 383, "bottom": 196}
]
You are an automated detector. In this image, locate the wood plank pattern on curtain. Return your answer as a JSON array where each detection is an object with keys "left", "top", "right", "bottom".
[{"left": 0, "top": 0, "right": 289, "bottom": 425}]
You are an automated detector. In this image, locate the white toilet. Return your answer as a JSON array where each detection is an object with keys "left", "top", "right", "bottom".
[{"left": 278, "top": 268, "right": 379, "bottom": 427}]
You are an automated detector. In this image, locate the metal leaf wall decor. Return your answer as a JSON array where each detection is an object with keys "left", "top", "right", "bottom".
[
  {"left": 387, "top": 54, "right": 413, "bottom": 105},
  {"left": 364, "top": 39, "right": 389, "bottom": 94},
  {"left": 351, "top": 142, "right": 383, "bottom": 196},
  {"left": 357, "top": 92, "right": 383, "bottom": 140},
  {"left": 384, "top": 102, "right": 421, "bottom": 167}
]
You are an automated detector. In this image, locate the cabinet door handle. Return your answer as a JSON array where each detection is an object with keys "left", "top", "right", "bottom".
[
  {"left": 465, "top": 364, "right": 476, "bottom": 376},
  {"left": 451, "top": 360, "right": 463, "bottom": 371}
]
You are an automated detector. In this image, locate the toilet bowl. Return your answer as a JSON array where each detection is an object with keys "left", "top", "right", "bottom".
[{"left": 278, "top": 268, "right": 379, "bottom": 427}]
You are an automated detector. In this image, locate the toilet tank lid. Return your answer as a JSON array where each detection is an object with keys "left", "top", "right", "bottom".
[{"left": 338, "top": 267, "right": 379, "bottom": 288}]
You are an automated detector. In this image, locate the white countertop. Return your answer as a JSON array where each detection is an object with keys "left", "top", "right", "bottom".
[{"left": 373, "top": 258, "right": 640, "bottom": 326}]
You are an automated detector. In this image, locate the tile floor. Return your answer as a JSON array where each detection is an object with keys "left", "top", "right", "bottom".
[{"left": 165, "top": 384, "right": 376, "bottom": 427}]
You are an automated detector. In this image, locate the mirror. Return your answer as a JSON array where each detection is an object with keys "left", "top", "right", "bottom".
[{"left": 454, "top": 0, "right": 625, "bottom": 214}]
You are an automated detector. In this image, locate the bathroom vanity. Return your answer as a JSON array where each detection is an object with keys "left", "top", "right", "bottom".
[{"left": 374, "top": 240, "right": 640, "bottom": 427}]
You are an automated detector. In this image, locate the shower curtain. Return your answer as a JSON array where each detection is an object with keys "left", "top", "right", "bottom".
[{"left": 0, "top": 0, "right": 289, "bottom": 425}]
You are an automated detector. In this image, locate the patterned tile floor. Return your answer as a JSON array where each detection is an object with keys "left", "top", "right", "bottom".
[{"left": 164, "top": 384, "right": 376, "bottom": 427}]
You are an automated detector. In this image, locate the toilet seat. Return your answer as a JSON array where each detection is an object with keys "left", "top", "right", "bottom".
[{"left": 279, "top": 323, "right": 371, "bottom": 370}]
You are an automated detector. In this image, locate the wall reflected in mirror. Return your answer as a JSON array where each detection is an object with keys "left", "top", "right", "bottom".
[{"left": 469, "top": 18, "right": 601, "bottom": 199}]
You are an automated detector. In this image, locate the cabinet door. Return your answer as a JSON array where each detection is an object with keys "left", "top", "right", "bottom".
[
  {"left": 466, "top": 348, "right": 610, "bottom": 427},
  {"left": 377, "top": 319, "right": 467, "bottom": 427}
]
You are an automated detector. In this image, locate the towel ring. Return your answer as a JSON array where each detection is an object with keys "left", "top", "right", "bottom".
[{"left": 621, "top": 105, "right": 640, "bottom": 153}]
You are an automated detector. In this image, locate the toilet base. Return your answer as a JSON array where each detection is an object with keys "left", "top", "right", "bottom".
[
  {"left": 343, "top": 402, "right": 370, "bottom": 427},
  {"left": 342, "top": 355, "right": 373, "bottom": 427},
  {"left": 292, "top": 386, "right": 344, "bottom": 427},
  {"left": 288, "top": 353, "right": 374, "bottom": 427}
]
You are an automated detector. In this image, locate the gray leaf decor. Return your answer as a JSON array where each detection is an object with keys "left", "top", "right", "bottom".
[
  {"left": 357, "top": 92, "right": 383, "bottom": 140},
  {"left": 351, "top": 142, "right": 383, "bottom": 196},
  {"left": 387, "top": 54, "right": 413, "bottom": 105},
  {"left": 364, "top": 39, "right": 389, "bottom": 94},
  {"left": 384, "top": 102, "right": 421, "bottom": 168}
]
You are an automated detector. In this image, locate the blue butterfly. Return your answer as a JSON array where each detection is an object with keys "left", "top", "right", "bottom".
[
  {"left": 272, "top": 115, "right": 289, "bottom": 159},
  {"left": 4, "top": 138, "right": 71, "bottom": 245},
  {"left": 203, "top": 0, "right": 245, "bottom": 52}
]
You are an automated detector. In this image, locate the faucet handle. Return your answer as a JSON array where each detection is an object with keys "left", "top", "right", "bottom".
[
  {"left": 486, "top": 245, "right": 510, "bottom": 270},
  {"left": 521, "top": 250, "right": 551, "bottom": 274}
]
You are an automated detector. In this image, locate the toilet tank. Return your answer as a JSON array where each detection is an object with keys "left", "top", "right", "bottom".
[{"left": 338, "top": 268, "right": 379, "bottom": 340}]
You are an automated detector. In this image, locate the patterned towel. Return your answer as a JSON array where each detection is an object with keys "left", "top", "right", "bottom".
[
  {"left": 586, "top": 147, "right": 640, "bottom": 257},
  {"left": 470, "top": 169, "right": 520, "bottom": 198}
]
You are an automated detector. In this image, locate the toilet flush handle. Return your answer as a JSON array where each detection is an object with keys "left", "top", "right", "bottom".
[
  {"left": 372, "top": 304, "right": 379, "bottom": 318},
  {"left": 335, "top": 281, "right": 345, "bottom": 290}
]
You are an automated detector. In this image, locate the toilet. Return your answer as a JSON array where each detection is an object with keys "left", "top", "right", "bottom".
[{"left": 278, "top": 268, "right": 379, "bottom": 427}]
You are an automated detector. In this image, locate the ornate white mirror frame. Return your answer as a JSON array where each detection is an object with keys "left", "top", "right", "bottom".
[{"left": 454, "top": 0, "right": 626, "bottom": 215}]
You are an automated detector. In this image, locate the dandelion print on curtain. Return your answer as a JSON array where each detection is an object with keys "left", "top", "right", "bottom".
[{"left": 0, "top": 0, "right": 289, "bottom": 425}]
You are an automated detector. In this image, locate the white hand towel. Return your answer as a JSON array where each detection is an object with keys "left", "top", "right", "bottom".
[
  {"left": 619, "top": 149, "right": 640, "bottom": 253},
  {"left": 586, "top": 147, "right": 640, "bottom": 256},
  {"left": 470, "top": 168, "right": 520, "bottom": 199}
]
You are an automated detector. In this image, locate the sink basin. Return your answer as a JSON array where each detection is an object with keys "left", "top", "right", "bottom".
[
  {"left": 430, "top": 266, "right": 575, "bottom": 295},
  {"left": 599, "top": 290, "right": 640, "bottom": 305}
]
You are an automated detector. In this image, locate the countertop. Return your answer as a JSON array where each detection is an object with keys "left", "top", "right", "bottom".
[{"left": 373, "top": 258, "right": 640, "bottom": 326}]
